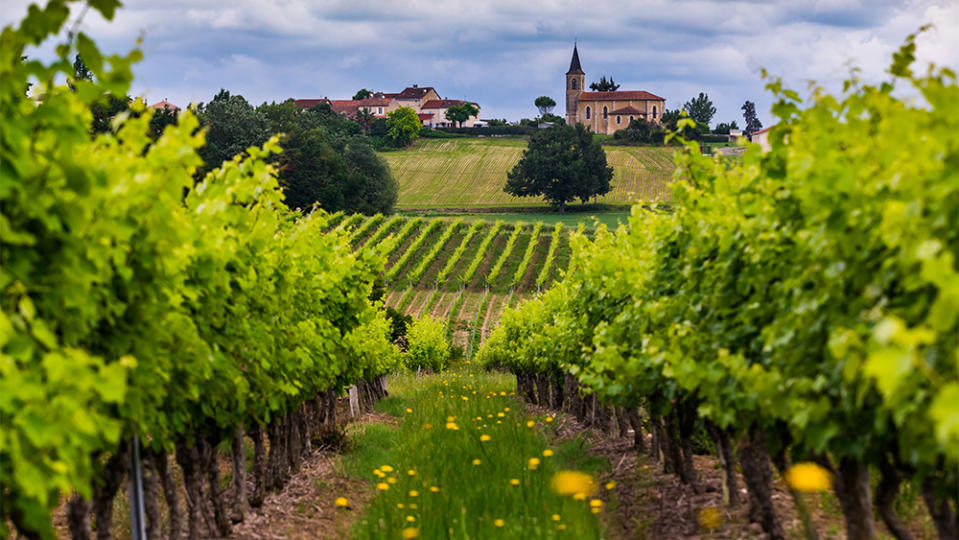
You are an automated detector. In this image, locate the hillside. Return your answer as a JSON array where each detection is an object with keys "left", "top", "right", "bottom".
[{"left": 381, "top": 138, "right": 676, "bottom": 209}]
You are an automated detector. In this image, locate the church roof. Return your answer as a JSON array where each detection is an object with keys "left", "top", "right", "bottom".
[
  {"left": 609, "top": 105, "right": 645, "bottom": 115},
  {"left": 580, "top": 91, "right": 665, "bottom": 101},
  {"left": 566, "top": 44, "right": 584, "bottom": 75}
]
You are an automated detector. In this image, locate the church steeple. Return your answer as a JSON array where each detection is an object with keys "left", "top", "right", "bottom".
[
  {"left": 565, "top": 43, "right": 585, "bottom": 125},
  {"left": 567, "top": 43, "right": 584, "bottom": 75}
]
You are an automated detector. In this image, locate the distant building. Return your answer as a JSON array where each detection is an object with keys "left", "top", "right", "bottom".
[
  {"left": 750, "top": 126, "right": 772, "bottom": 151},
  {"left": 149, "top": 99, "right": 180, "bottom": 113},
  {"left": 564, "top": 44, "right": 666, "bottom": 135},
  {"left": 294, "top": 85, "right": 480, "bottom": 127}
]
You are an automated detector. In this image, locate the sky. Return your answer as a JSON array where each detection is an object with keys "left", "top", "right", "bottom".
[{"left": 5, "top": 0, "right": 958, "bottom": 127}]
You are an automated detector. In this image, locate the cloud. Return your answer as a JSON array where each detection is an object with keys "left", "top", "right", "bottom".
[{"left": 3, "top": 0, "right": 957, "bottom": 125}]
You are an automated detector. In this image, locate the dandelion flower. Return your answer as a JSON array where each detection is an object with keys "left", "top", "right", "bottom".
[
  {"left": 606, "top": 481, "right": 617, "bottom": 490},
  {"left": 405, "top": 408, "right": 413, "bottom": 413},
  {"left": 494, "top": 519, "right": 505, "bottom": 527},
  {"left": 526, "top": 420, "right": 535, "bottom": 428},
  {"left": 423, "top": 423, "right": 432, "bottom": 430},
  {"left": 430, "top": 486, "right": 440, "bottom": 493},
  {"left": 397, "top": 503, "right": 405, "bottom": 509},
  {"left": 373, "top": 469, "right": 385, "bottom": 478},
  {"left": 408, "top": 469, "right": 416, "bottom": 476},
  {"left": 504, "top": 407, "right": 510, "bottom": 412},
  {"left": 446, "top": 422, "right": 459, "bottom": 430},
  {"left": 698, "top": 507, "right": 722, "bottom": 530},
  {"left": 784, "top": 463, "right": 833, "bottom": 493},
  {"left": 551, "top": 514, "right": 561, "bottom": 522},
  {"left": 472, "top": 458, "right": 482, "bottom": 466},
  {"left": 528, "top": 457, "right": 541, "bottom": 470},
  {"left": 409, "top": 504, "right": 418, "bottom": 509},
  {"left": 401, "top": 527, "right": 419, "bottom": 539},
  {"left": 510, "top": 478, "right": 520, "bottom": 486},
  {"left": 447, "top": 416, "right": 456, "bottom": 422},
  {"left": 500, "top": 391, "right": 507, "bottom": 396},
  {"left": 334, "top": 497, "right": 349, "bottom": 508},
  {"left": 387, "top": 477, "right": 397, "bottom": 484},
  {"left": 573, "top": 493, "right": 587, "bottom": 501},
  {"left": 480, "top": 434, "right": 491, "bottom": 442},
  {"left": 497, "top": 412, "right": 505, "bottom": 418},
  {"left": 591, "top": 508, "right": 601, "bottom": 514},
  {"left": 409, "top": 490, "right": 419, "bottom": 497},
  {"left": 589, "top": 499, "right": 603, "bottom": 508},
  {"left": 376, "top": 482, "right": 389, "bottom": 491},
  {"left": 551, "top": 470, "right": 597, "bottom": 497},
  {"left": 406, "top": 516, "right": 416, "bottom": 522},
  {"left": 381, "top": 465, "right": 394, "bottom": 473},
  {"left": 545, "top": 416, "right": 553, "bottom": 423},
  {"left": 542, "top": 449, "right": 554, "bottom": 457}
]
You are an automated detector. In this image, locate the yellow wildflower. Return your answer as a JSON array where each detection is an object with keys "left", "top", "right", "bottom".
[
  {"left": 545, "top": 416, "right": 553, "bottom": 423},
  {"left": 591, "top": 508, "right": 601, "bottom": 514},
  {"left": 542, "top": 449, "right": 554, "bottom": 457},
  {"left": 494, "top": 519, "right": 505, "bottom": 528},
  {"left": 551, "top": 470, "right": 597, "bottom": 497},
  {"left": 698, "top": 507, "right": 722, "bottom": 530},
  {"left": 408, "top": 469, "right": 416, "bottom": 476},
  {"left": 557, "top": 524, "right": 567, "bottom": 530},
  {"left": 480, "top": 434, "right": 491, "bottom": 442},
  {"left": 373, "top": 469, "right": 385, "bottom": 478},
  {"left": 446, "top": 422, "right": 459, "bottom": 430},
  {"left": 504, "top": 407, "right": 510, "bottom": 412},
  {"left": 405, "top": 408, "right": 413, "bottom": 413},
  {"left": 551, "top": 514, "right": 561, "bottom": 522},
  {"left": 409, "top": 490, "right": 419, "bottom": 497},
  {"left": 397, "top": 503, "right": 405, "bottom": 509},
  {"left": 381, "top": 465, "right": 394, "bottom": 473},
  {"left": 528, "top": 457, "right": 541, "bottom": 470},
  {"left": 387, "top": 477, "right": 397, "bottom": 484},
  {"left": 334, "top": 497, "right": 349, "bottom": 508},
  {"left": 784, "top": 463, "right": 833, "bottom": 492},
  {"left": 406, "top": 516, "right": 415, "bottom": 522},
  {"left": 497, "top": 412, "right": 505, "bottom": 418},
  {"left": 376, "top": 482, "right": 389, "bottom": 491},
  {"left": 430, "top": 486, "right": 440, "bottom": 492},
  {"left": 401, "top": 527, "right": 419, "bottom": 539},
  {"left": 500, "top": 391, "right": 506, "bottom": 396},
  {"left": 526, "top": 420, "right": 535, "bottom": 428},
  {"left": 589, "top": 499, "right": 603, "bottom": 508},
  {"left": 472, "top": 458, "right": 482, "bottom": 466},
  {"left": 606, "top": 481, "right": 617, "bottom": 490},
  {"left": 510, "top": 478, "right": 520, "bottom": 486},
  {"left": 573, "top": 493, "right": 587, "bottom": 501}
]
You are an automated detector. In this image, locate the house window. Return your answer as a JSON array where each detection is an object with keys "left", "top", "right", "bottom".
[
  {"left": 616, "top": 116, "right": 621, "bottom": 124},
  {"left": 585, "top": 106, "right": 591, "bottom": 119},
  {"left": 378, "top": 107, "right": 383, "bottom": 114},
  {"left": 571, "top": 78, "right": 578, "bottom": 90},
  {"left": 629, "top": 116, "right": 634, "bottom": 121},
  {"left": 652, "top": 105, "right": 657, "bottom": 119},
  {"left": 602, "top": 106, "right": 608, "bottom": 119}
]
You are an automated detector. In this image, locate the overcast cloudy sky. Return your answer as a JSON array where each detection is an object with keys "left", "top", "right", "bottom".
[{"left": 5, "top": 0, "right": 958, "bottom": 126}]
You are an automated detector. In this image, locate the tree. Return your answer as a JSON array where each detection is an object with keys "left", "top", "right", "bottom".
[
  {"left": 352, "top": 88, "right": 373, "bottom": 100},
  {"left": 486, "top": 118, "right": 509, "bottom": 127},
  {"left": 505, "top": 123, "right": 612, "bottom": 213},
  {"left": 149, "top": 103, "right": 179, "bottom": 139},
  {"left": 194, "top": 89, "right": 271, "bottom": 176},
  {"left": 742, "top": 100, "right": 763, "bottom": 134},
  {"left": 444, "top": 102, "right": 479, "bottom": 127},
  {"left": 534, "top": 96, "right": 556, "bottom": 116},
  {"left": 613, "top": 117, "right": 667, "bottom": 145},
  {"left": 589, "top": 76, "right": 620, "bottom": 92},
  {"left": 683, "top": 92, "right": 717, "bottom": 125},
  {"left": 713, "top": 120, "right": 739, "bottom": 134},
  {"left": 386, "top": 106, "right": 422, "bottom": 147},
  {"left": 355, "top": 108, "right": 375, "bottom": 132}
]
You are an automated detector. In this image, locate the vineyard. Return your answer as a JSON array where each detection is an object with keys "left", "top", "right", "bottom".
[
  {"left": 381, "top": 138, "right": 676, "bottom": 208},
  {"left": 339, "top": 213, "right": 579, "bottom": 355}
]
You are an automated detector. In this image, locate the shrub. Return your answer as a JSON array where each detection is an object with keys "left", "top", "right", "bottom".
[{"left": 404, "top": 316, "right": 451, "bottom": 372}]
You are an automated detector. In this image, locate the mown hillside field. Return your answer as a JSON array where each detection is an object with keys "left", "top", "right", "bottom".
[
  {"left": 330, "top": 212, "right": 582, "bottom": 354},
  {"left": 381, "top": 138, "right": 677, "bottom": 208}
]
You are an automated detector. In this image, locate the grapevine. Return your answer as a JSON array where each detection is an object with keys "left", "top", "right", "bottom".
[
  {"left": 535, "top": 223, "right": 563, "bottom": 288},
  {"left": 511, "top": 221, "right": 544, "bottom": 287},
  {"left": 459, "top": 220, "right": 504, "bottom": 287}
]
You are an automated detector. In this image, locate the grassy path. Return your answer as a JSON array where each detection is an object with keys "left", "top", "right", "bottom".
[{"left": 344, "top": 367, "right": 609, "bottom": 539}]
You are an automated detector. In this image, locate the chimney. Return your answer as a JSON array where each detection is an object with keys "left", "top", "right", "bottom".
[{"left": 412, "top": 84, "right": 418, "bottom": 88}]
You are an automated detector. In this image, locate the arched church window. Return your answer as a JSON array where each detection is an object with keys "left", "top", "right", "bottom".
[
  {"left": 585, "top": 106, "right": 591, "bottom": 119},
  {"left": 571, "top": 79, "right": 578, "bottom": 90},
  {"left": 616, "top": 116, "right": 621, "bottom": 124},
  {"left": 629, "top": 116, "right": 634, "bottom": 121},
  {"left": 652, "top": 105, "right": 657, "bottom": 119},
  {"left": 602, "top": 106, "right": 608, "bottom": 119}
]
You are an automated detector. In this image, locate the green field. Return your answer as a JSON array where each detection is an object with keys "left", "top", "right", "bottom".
[
  {"left": 381, "top": 138, "right": 677, "bottom": 209},
  {"left": 398, "top": 210, "right": 633, "bottom": 230}
]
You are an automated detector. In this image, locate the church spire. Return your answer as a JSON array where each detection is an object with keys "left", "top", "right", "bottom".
[{"left": 567, "top": 43, "right": 583, "bottom": 75}]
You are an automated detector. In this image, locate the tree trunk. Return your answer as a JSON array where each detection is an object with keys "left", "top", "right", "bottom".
[
  {"left": 921, "top": 478, "right": 957, "bottom": 540},
  {"left": 202, "top": 436, "right": 232, "bottom": 537},
  {"left": 141, "top": 452, "right": 162, "bottom": 540},
  {"left": 833, "top": 458, "right": 877, "bottom": 540},
  {"left": 92, "top": 443, "right": 128, "bottom": 540},
  {"left": 651, "top": 416, "right": 667, "bottom": 468},
  {"left": 325, "top": 388, "right": 337, "bottom": 425},
  {"left": 549, "top": 378, "right": 563, "bottom": 409},
  {"left": 559, "top": 200, "right": 566, "bottom": 214},
  {"left": 249, "top": 422, "right": 267, "bottom": 508},
  {"left": 626, "top": 408, "right": 646, "bottom": 452},
  {"left": 705, "top": 422, "right": 739, "bottom": 507},
  {"left": 154, "top": 450, "right": 180, "bottom": 540},
  {"left": 231, "top": 427, "right": 249, "bottom": 523},
  {"left": 875, "top": 458, "right": 913, "bottom": 540},
  {"left": 677, "top": 403, "right": 702, "bottom": 493},
  {"left": 66, "top": 494, "right": 92, "bottom": 540},
  {"left": 738, "top": 432, "right": 785, "bottom": 540},
  {"left": 535, "top": 372, "right": 550, "bottom": 407},
  {"left": 175, "top": 441, "right": 206, "bottom": 540}
]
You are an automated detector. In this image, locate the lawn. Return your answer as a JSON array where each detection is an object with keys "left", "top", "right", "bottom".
[{"left": 381, "top": 138, "right": 677, "bottom": 209}]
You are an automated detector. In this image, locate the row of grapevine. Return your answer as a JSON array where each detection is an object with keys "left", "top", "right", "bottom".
[
  {"left": 511, "top": 221, "right": 544, "bottom": 287},
  {"left": 535, "top": 223, "right": 563, "bottom": 289},
  {"left": 459, "top": 220, "right": 505, "bottom": 287},
  {"left": 485, "top": 222, "right": 524, "bottom": 287},
  {"left": 386, "top": 219, "right": 444, "bottom": 282},
  {"left": 361, "top": 214, "right": 404, "bottom": 248},
  {"left": 406, "top": 218, "right": 463, "bottom": 286},
  {"left": 325, "top": 210, "right": 346, "bottom": 229},
  {"left": 381, "top": 217, "right": 425, "bottom": 259},
  {"left": 435, "top": 220, "right": 485, "bottom": 287},
  {"left": 349, "top": 213, "right": 384, "bottom": 241},
  {"left": 480, "top": 41, "right": 958, "bottom": 540},
  {"left": 335, "top": 212, "right": 365, "bottom": 232},
  {"left": 1, "top": 15, "right": 400, "bottom": 540}
]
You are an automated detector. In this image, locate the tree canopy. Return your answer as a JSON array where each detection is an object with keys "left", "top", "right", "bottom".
[
  {"left": 589, "top": 76, "right": 620, "bottom": 92},
  {"left": 445, "top": 102, "right": 479, "bottom": 127},
  {"left": 534, "top": 95, "right": 556, "bottom": 116},
  {"left": 741, "top": 100, "right": 763, "bottom": 134},
  {"left": 505, "top": 124, "right": 612, "bottom": 213},
  {"left": 387, "top": 106, "right": 422, "bottom": 147},
  {"left": 682, "top": 92, "right": 717, "bottom": 125},
  {"left": 194, "top": 89, "right": 271, "bottom": 177},
  {"left": 352, "top": 88, "right": 373, "bottom": 100},
  {"left": 713, "top": 120, "right": 739, "bottom": 134}
]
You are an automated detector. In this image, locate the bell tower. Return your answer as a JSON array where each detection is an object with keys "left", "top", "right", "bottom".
[{"left": 565, "top": 43, "right": 585, "bottom": 125}]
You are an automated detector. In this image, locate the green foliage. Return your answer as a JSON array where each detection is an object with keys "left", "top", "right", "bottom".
[
  {"left": 387, "top": 106, "right": 422, "bottom": 147},
  {"left": 353, "top": 88, "right": 373, "bottom": 100},
  {"left": 436, "top": 220, "right": 484, "bottom": 286},
  {"left": 388, "top": 219, "right": 444, "bottom": 283},
  {"left": 534, "top": 95, "right": 556, "bottom": 116},
  {"left": 460, "top": 220, "right": 504, "bottom": 287},
  {"left": 404, "top": 316, "right": 451, "bottom": 371},
  {"left": 612, "top": 117, "right": 666, "bottom": 145},
  {"left": 682, "top": 92, "right": 716, "bottom": 125},
  {"left": 444, "top": 102, "right": 480, "bottom": 128},
  {"left": 408, "top": 219, "right": 463, "bottom": 286},
  {"left": 535, "top": 223, "right": 563, "bottom": 288},
  {"left": 741, "top": 100, "right": 762, "bottom": 133},
  {"left": 194, "top": 89, "right": 270, "bottom": 176},
  {"left": 512, "top": 222, "right": 544, "bottom": 286},
  {"left": 505, "top": 124, "right": 613, "bottom": 212},
  {"left": 712, "top": 121, "right": 739, "bottom": 135},
  {"left": 589, "top": 75, "right": 620, "bottom": 92},
  {"left": 486, "top": 223, "right": 524, "bottom": 287},
  {"left": 0, "top": 7, "right": 397, "bottom": 537},
  {"left": 482, "top": 30, "right": 959, "bottom": 529}
]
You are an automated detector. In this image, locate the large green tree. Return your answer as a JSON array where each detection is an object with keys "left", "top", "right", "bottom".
[
  {"left": 444, "top": 102, "right": 479, "bottom": 127},
  {"left": 741, "top": 100, "right": 763, "bottom": 134},
  {"left": 195, "top": 89, "right": 270, "bottom": 176},
  {"left": 505, "top": 124, "right": 612, "bottom": 213},
  {"left": 352, "top": 88, "right": 373, "bottom": 100},
  {"left": 589, "top": 76, "right": 620, "bottom": 91},
  {"left": 683, "top": 92, "right": 717, "bottom": 125},
  {"left": 534, "top": 95, "right": 556, "bottom": 116},
  {"left": 386, "top": 106, "right": 422, "bottom": 147}
]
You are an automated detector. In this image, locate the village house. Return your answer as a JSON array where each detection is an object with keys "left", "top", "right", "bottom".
[
  {"left": 564, "top": 44, "right": 666, "bottom": 135},
  {"left": 294, "top": 85, "right": 480, "bottom": 127}
]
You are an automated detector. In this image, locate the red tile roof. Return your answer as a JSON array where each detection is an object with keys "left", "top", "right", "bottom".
[
  {"left": 579, "top": 91, "right": 665, "bottom": 101},
  {"left": 417, "top": 113, "right": 434, "bottom": 120},
  {"left": 149, "top": 99, "right": 180, "bottom": 111},
  {"left": 293, "top": 98, "right": 330, "bottom": 109},
  {"left": 609, "top": 105, "right": 645, "bottom": 115},
  {"left": 396, "top": 86, "right": 437, "bottom": 99},
  {"left": 421, "top": 99, "right": 479, "bottom": 110},
  {"left": 354, "top": 97, "right": 392, "bottom": 107}
]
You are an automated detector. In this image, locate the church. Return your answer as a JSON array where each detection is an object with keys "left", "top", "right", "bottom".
[{"left": 565, "top": 44, "right": 667, "bottom": 135}]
